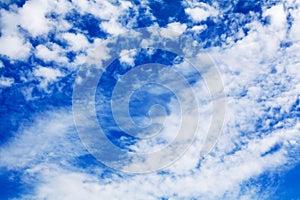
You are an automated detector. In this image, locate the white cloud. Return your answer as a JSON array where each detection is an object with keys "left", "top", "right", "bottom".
[
  {"left": 166, "top": 22, "right": 187, "bottom": 34},
  {"left": 0, "top": 109, "right": 85, "bottom": 170},
  {"left": 0, "top": 76, "right": 14, "bottom": 87},
  {"left": 86, "top": 38, "right": 111, "bottom": 66},
  {"left": 30, "top": 121, "right": 299, "bottom": 199},
  {"left": 190, "top": 24, "right": 207, "bottom": 32},
  {"left": 0, "top": 8, "right": 19, "bottom": 36},
  {"left": 70, "top": 0, "right": 133, "bottom": 36},
  {"left": 185, "top": 3, "right": 218, "bottom": 22},
  {"left": 0, "top": 0, "right": 72, "bottom": 60},
  {"left": 69, "top": 3, "right": 299, "bottom": 195},
  {"left": 119, "top": 49, "right": 136, "bottom": 66},
  {"left": 0, "top": 60, "right": 4, "bottom": 68},
  {"left": 161, "top": 22, "right": 187, "bottom": 39},
  {"left": 101, "top": 19, "right": 127, "bottom": 35},
  {"left": 0, "top": 0, "right": 299, "bottom": 199},
  {"left": 13, "top": 121, "right": 298, "bottom": 199},
  {"left": 263, "top": 4, "right": 286, "bottom": 31},
  {"left": 34, "top": 66, "right": 64, "bottom": 89},
  {"left": 18, "top": 0, "right": 52, "bottom": 37},
  {"left": 0, "top": 0, "right": 71, "bottom": 38},
  {"left": 62, "top": 33, "right": 90, "bottom": 51},
  {"left": 34, "top": 66, "right": 63, "bottom": 81},
  {"left": 35, "top": 43, "right": 68, "bottom": 63},
  {"left": 72, "top": 0, "right": 132, "bottom": 20},
  {"left": 0, "top": 35, "right": 32, "bottom": 60},
  {"left": 288, "top": 1, "right": 300, "bottom": 40}
]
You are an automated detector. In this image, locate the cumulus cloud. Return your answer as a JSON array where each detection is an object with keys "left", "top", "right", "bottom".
[
  {"left": 35, "top": 43, "right": 68, "bottom": 63},
  {"left": 34, "top": 66, "right": 64, "bottom": 89},
  {"left": 0, "top": 35, "right": 32, "bottom": 60},
  {"left": 62, "top": 33, "right": 90, "bottom": 51},
  {"left": 185, "top": 3, "right": 218, "bottom": 22},
  {"left": 18, "top": 0, "right": 52, "bottom": 37},
  {"left": 119, "top": 49, "right": 137, "bottom": 66},
  {"left": 160, "top": 22, "right": 187, "bottom": 39}
]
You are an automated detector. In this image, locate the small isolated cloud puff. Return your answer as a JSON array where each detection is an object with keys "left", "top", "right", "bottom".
[
  {"left": 185, "top": 3, "right": 218, "bottom": 22},
  {"left": 0, "top": 76, "right": 14, "bottom": 87}
]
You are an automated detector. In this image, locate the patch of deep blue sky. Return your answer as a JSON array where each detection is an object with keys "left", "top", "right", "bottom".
[
  {"left": 0, "top": 0, "right": 299, "bottom": 199},
  {"left": 0, "top": 0, "right": 27, "bottom": 10},
  {"left": 0, "top": 168, "right": 33, "bottom": 200},
  {"left": 95, "top": 49, "right": 185, "bottom": 149}
]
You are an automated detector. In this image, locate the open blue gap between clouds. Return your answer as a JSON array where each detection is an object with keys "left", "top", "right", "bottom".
[
  {"left": 0, "top": 0, "right": 27, "bottom": 10},
  {"left": 94, "top": 49, "right": 199, "bottom": 149},
  {"left": 64, "top": 10, "right": 107, "bottom": 42},
  {"left": 0, "top": 168, "right": 33, "bottom": 199}
]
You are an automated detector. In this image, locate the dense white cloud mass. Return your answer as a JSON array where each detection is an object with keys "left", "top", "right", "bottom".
[
  {"left": 0, "top": 34, "right": 32, "bottom": 60},
  {"left": 18, "top": 0, "right": 52, "bottom": 36},
  {"left": 0, "top": 0, "right": 299, "bottom": 199},
  {"left": 61, "top": 33, "right": 90, "bottom": 51},
  {"left": 35, "top": 43, "right": 68, "bottom": 63},
  {"left": 185, "top": 3, "right": 218, "bottom": 22}
]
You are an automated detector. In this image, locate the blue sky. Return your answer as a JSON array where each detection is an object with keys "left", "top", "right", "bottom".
[{"left": 0, "top": 0, "right": 299, "bottom": 199}]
